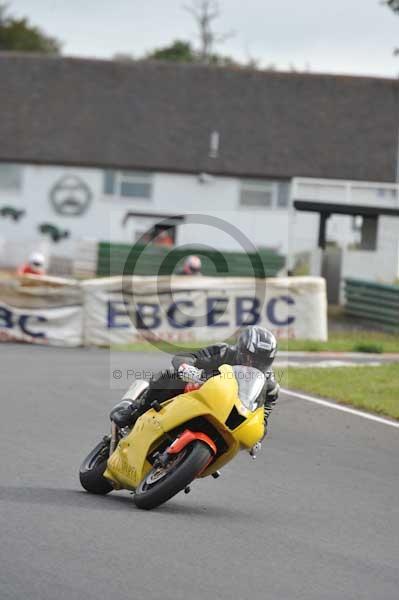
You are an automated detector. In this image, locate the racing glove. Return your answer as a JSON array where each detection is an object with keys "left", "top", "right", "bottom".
[{"left": 177, "top": 363, "right": 204, "bottom": 384}]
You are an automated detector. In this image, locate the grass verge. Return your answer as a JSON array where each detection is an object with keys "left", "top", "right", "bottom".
[
  {"left": 112, "top": 330, "right": 399, "bottom": 354},
  {"left": 279, "top": 331, "right": 399, "bottom": 353},
  {"left": 281, "top": 364, "right": 399, "bottom": 420}
]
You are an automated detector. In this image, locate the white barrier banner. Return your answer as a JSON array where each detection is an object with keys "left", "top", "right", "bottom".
[
  {"left": 0, "top": 276, "right": 83, "bottom": 346},
  {"left": 82, "top": 276, "right": 327, "bottom": 346}
]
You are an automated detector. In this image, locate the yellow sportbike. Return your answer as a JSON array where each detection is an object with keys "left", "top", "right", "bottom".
[{"left": 79, "top": 364, "right": 266, "bottom": 510}]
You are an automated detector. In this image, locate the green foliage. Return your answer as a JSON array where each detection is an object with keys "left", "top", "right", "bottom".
[
  {"left": 206, "top": 52, "right": 239, "bottom": 67},
  {"left": 352, "top": 342, "right": 384, "bottom": 354},
  {"left": 145, "top": 38, "right": 240, "bottom": 66},
  {"left": 146, "top": 40, "right": 196, "bottom": 63},
  {"left": 0, "top": 3, "right": 61, "bottom": 53}
]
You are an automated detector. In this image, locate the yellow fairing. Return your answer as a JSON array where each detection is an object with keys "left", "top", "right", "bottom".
[{"left": 104, "top": 364, "right": 265, "bottom": 490}]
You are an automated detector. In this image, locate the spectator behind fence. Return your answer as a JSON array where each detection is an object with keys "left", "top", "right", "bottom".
[
  {"left": 153, "top": 230, "right": 174, "bottom": 248},
  {"left": 178, "top": 255, "right": 202, "bottom": 276},
  {"left": 18, "top": 252, "right": 46, "bottom": 276}
]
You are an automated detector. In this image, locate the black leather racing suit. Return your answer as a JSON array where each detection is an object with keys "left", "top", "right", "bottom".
[{"left": 144, "top": 343, "right": 279, "bottom": 430}]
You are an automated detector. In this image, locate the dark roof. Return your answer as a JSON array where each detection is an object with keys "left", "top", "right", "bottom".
[
  {"left": 294, "top": 200, "right": 399, "bottom": 217},
  {"left": 0, "top": 53, "right": 398, "bottom": 182}
]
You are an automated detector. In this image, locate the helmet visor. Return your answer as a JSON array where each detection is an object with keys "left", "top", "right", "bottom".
[{"left": 238, "top": 350, "right": 274, "bottom": 373}]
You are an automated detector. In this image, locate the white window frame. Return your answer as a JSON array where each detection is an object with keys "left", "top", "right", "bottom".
[
  {"left": 0, "top": 163, "right": 23, "bottom": 193},
  {"left": 103, "top": 170, "right": 153, "bottom": 200},
  {"left": 239, "top": 180, "right": 279, "bottom": 210}
]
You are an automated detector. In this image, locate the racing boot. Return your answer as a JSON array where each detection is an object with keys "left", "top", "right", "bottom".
[
  {"left": 263, "top": 380, "right": 279, "bottom": 435},
  {"left": 263, "top": 398, "right": 277, "bottom": 436},
  {"left": 110, "top": 393, "right": 149, "bottom": 429}
]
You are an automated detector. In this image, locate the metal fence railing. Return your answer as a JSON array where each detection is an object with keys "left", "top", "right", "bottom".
[{"left": 344, "top": 278, "right": 399, "bottom": 330}]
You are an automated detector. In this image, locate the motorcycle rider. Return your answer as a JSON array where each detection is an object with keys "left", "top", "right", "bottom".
[{"left": 111, "top": 326, "right": 279, "bottom": 434}]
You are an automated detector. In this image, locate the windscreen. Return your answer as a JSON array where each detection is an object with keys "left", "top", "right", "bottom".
[{"left": 232, "top": 365, "right": 266, "bottom": 411}]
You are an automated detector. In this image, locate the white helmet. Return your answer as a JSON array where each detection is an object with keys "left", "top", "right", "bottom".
[
  {"left": 28, "top": 252, "right": 45, "bottom": 269},
  {"left": 183, "top": 255, "right": 202, "bottom": 275}
]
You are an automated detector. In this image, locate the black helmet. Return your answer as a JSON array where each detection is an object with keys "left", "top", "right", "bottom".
[{"left": 236, "top": 327, "right": 277, "bottom": 372}]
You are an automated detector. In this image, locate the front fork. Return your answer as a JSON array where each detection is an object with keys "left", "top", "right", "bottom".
[
  {"left": 249, "top": 442, "right": 262, "bottom": 460},
  {"left": 109, "top": 421, "right": 118, "bottom": 456}
]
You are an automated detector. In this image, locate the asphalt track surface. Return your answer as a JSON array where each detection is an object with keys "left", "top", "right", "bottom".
[{"left": 1, "top": 344, "right": 398, "bottom": 600}]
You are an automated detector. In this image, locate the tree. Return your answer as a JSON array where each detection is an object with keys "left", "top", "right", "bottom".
[
  {"left": 382, "top": 1, "right": 399, "bottom": 55},
  {"left": 129, "top": 0, "right": 260, "bottom": 68},
  {"left": 143, "top": 2, "right": 238, "bottom": 67},
  {"left": 0, "top": 3, "right": 61, "bottom": 54},
  {"left": 145, "top": 38, "right": 237, "bottom": 66},
  {"left": 184, "top": 0, "right": 234, "bottom": 64},
  {"left": 146, "top": 40, "right": 196, "bottom": 63},
  {"left": 384, "top": 0, "right": 399, "bottom": 13}
]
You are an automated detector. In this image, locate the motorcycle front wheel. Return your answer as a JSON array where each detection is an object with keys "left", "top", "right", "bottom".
[
  {"left": 79, "top": 438, "right": 113, "bottom": 495},
  {"left": 134, "top": 441, "right": 212, "bottom": 510}
]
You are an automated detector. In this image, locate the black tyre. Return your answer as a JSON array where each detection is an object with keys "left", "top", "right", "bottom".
[
  {"left": 79, "top": 438, "right": 113, "bottom": 495},
  {"left": 134, "top": 441, "right": 212, "bottom": 510}
]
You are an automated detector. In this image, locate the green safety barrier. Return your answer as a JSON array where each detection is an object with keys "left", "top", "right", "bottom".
[
  {"left": 344, "top": 278, "right": 399, "bottom": 330},
  {"left": 96, "top": 242, "right": 285, "bottom": 278}
]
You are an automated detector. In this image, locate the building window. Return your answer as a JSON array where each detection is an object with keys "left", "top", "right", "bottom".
[
  {"left": 377, "top": 187, "right": 397, "bottom": 199},
  {"left": 0, "top": 164, "right": 22, "bottom": 191},
  {"left": 240, "top": 180, "right": 290, "bottom": 209},
  {"left": 103, "top": 170, "right": 153, "bottom": 199}
]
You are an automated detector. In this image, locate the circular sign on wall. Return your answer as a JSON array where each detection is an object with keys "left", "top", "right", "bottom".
[{"left": 50, "top": 175, "right": 92, "bottom": 216}]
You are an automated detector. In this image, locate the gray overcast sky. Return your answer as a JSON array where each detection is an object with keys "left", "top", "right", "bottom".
[{"left": 8, "top": 0, "right": 399, "bottom": 77}]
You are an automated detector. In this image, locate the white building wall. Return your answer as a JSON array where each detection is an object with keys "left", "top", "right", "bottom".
[
  {"left": 0, "top": 163, "right": 365, "bottom": 266},
  {"left": 340, "top": 216, "right": 399, "bottom": 285},
  {"left": 156, "top": 173, "right": 296, "bottom": 253},
  {"left": 0, "top": 164, "right": 300, "bottom": 258},
  {"left": 293, "top": 179, "right": 399, "bottom": 288},
  {"left": 0, "top": 164, "right": 105, "bottom": 259},
  {"left": 341, "top": 248, "right": 399, "bottom": 284}
]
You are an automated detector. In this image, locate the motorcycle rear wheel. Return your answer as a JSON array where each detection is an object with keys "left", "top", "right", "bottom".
[
  {"left": 134, "top": 441, "right": 212, "bottom": 510},
  {"left": 79, "top": 438, "right": 113, "bottom": 495}
]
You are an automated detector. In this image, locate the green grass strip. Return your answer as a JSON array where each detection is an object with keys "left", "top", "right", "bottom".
[
  {"left": 281, "top": 364, "right": 399, "bottom": 420},
  {"left": 112, "top": 330, "right": 399, "bottom": 354}
]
